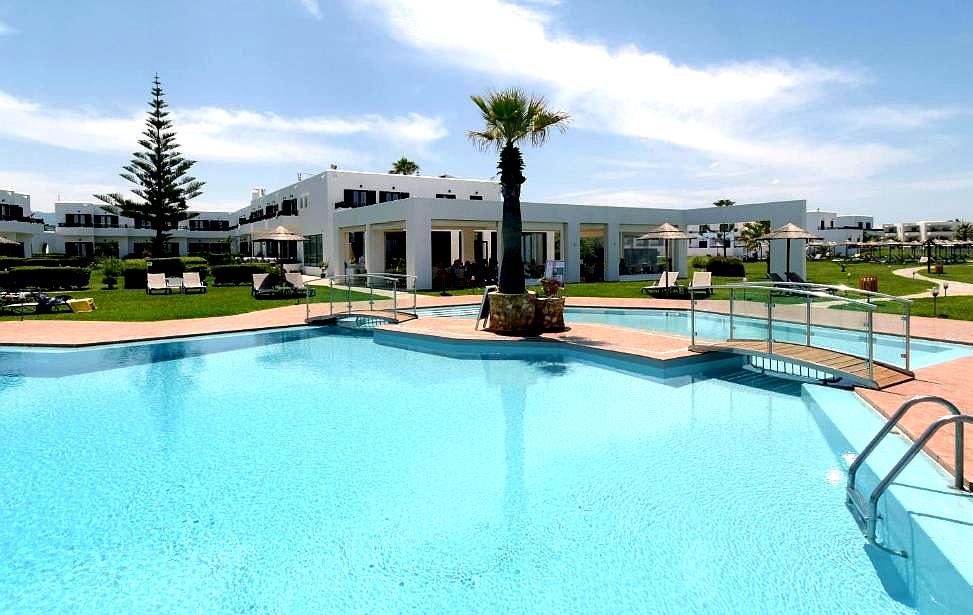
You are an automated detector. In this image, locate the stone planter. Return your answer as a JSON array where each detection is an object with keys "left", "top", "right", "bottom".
[
  {"left": 487, "top": 291, "right": 536, "bottom": 334},
  {"left": 535, "top": 297, "right": 565, "bottom": 331}
]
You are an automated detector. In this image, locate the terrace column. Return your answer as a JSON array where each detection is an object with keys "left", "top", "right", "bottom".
[
  {"left": 565, "top": 221, "right": 581, "bottom": 283},
  {"left": 406, "top": 214, "right": 432, "bottom": 290},
  {"left": 605, "top": 221, "right": 620, "bottom": 281},
  {"left": 364, "top": 224, "right": 383, "bottom": 276},
  {"left": 461, "top": 226, "right": 476, "bottom": 262}
]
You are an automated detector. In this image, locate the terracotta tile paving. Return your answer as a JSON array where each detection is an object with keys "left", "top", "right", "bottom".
[
  {"left": 857, "top": 355, "right": 973, "bottom": 487},
  {"left": 384, "top": 316, "right": 698, "bottom": 361},
  {"left": 2, "top": 292, "right": 972, "bottom": 486}
]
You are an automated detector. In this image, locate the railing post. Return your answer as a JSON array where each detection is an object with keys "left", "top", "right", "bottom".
[
  {"left": 957, "top": 422, "right": 966, "bottom": 491},
  {"left": 729, "top": 288, "right": 735, "bottom": 340},
  {"left": 867, "top": 310, "right": 874, "bottom": 382},
  {"left": 805, "top": 294, "right": 812, "bottom": 347},
  {"left": 346, "top": 278, "right": 352, "bottom": 313},
  {"left": 368, "top": 279, "right": 375, "bottom": 311},
  {"left": 767, "top": 290, "right": 774, "bottom": 354},
  {"left": 393, "top": 284, "right": 398, "bottom": 316},
  {"left": 329, "top": 278, "right": 334, "bottom": 315},
  {"left": 904, "top": 302, "right": 911, "bottom": 372},
  {"left": 690, "top": 289, "right": 696, "bottom": 346}
]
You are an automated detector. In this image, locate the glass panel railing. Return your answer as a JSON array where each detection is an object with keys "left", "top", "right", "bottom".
[{"left": 305, "top": 274, "right": 417, "bottom": 322}]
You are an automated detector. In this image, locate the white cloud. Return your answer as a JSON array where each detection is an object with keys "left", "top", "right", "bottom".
[
  {"left": 299, "top": 0, "right": 323, "bottom": 19},
  {"left": 360, "top": 0, "right": 920, "bottom": 179},
  {"left": 0, "top": 170, "right": 117, "bottom": 213},
  {"left": 0, "top": 89, "right": 447, "bottom": 166},
  {"left": 0, "top": 21, "right": 14, "bottom": 35},
  {"left": 841, "top": 105, "right": 965, "bottom": 130}
]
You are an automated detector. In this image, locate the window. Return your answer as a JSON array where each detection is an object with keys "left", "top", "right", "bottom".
[
  {"left": 469, "top": 195, "right": 483, "bottom": 200},
  {"left": 866, "top": 222, "right": 872, "bottom": 229},
  {"left": 819, "top": 220, "right": 825, "bottom": 229},
  {"left": 93, "top": 214, "right": 118, "bottom": 228},
  {"left": 379, "top": 191, "right": 410, "bottom": 203},
  {"left": 0, "top": 204, "right": 24, "bottom": 221},
  {"left": 302, "top": 234, "right": 323, "bottom": 266},
  {"left": 435, "top": 193, "right": 456, "bottom": 199},
  {"left": 343, "top": 189, "right": 376, "bottom": 208},
  {"left": 281, "top": 197, "right": 298, "bottom": 215}
]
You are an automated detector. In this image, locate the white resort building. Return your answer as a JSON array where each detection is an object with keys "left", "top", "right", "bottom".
[{"left": 0, "top": 189, "right": 45, "bottom": 257}]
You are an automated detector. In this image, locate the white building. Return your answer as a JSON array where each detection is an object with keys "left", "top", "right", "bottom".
[
  {"left": 805, "top": 210, "right": 875, "bottom": 243},
  {"left": 879, "top": 220, "right": 958, "bottom": 242},
  {"left": 53, "top": 201, "right": 232, "bottom": 258},
  {"left": 230, "top": 169, "right": 500, "bottom": 269},
  {"left": 0, "top": 189, "right": 45, "bottom": 256}
]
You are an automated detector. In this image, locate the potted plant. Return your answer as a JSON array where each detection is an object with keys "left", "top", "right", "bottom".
[{"left": 535, "top": 277, "right": 565, "bottom": 331}]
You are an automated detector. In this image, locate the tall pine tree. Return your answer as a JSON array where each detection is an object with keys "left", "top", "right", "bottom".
[{"left": 96, "top": 75, "right": 204, "bottom": 257}]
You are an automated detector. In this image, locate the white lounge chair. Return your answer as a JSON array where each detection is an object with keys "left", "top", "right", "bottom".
[
  {"left": 181, "top": 271, "right": 207, "bottom": 294},
  {"left": 918, "top": 256, "right": 929, "bottom": 265},
  {"left": 690, "top": 271, "right": 712, "bottom": 296},
  {"left": 284, "top": 272, "right": 314, "bottom": 296},
  {"left": 640, "top": 271, "right": 681, "bottom": 295},
  {"left": 252, "top": 273, "right": 275, "bottom": 297},
  {"left": 146, "top": 273, "right": 170, "bottom": 295}
]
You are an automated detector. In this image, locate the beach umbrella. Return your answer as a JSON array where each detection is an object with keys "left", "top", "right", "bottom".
[
  {"left": 253, "top": 226, "right": 305, "bottom": 262},
  {"left": 757, "top": 223, "right": 822, "bottom": 274},
  {"left": 638, "top": 223, "right": 692, "bottom": 287}
]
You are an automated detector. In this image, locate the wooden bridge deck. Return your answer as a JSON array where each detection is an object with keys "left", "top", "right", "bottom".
[
  {"left": 306, "top": 310, "right": 417, "bottom": 326},
  {"left": 690, "top": 339, "right": 913, "bottom": 389}
]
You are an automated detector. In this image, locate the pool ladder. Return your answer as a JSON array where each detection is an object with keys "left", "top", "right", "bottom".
[{"left": 846, "top": 395, "right": 972, "bottom": 557}]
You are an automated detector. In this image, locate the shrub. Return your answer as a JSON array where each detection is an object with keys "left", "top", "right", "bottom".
[
  {"left": 199, "top": 252, "right": 234, "bottom": 266},
  {"left": 101, "top": 257, "right": 123, "bottom": 290},
  {"left": 146, "top": 257, "right": 185, "bottom": 276},
  {"left": 0, "top": 266, "right": 90, "bottom": 290},
  {"left": 690, "top": 256, "right": 709, "bottom": 270},
  {"left": 212, "top": 263, "right": 273, "bottom": 285},
  {"left": 705, "top": 256, "right": 745, "bottom": 277},
  {"left": 122, "top": 260, "right": 148, "bottom": 289},
  {"left": 0, "top": 257, "right": 26, "bottom": 270}
]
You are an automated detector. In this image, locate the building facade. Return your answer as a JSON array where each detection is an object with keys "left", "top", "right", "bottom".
[
  {"left": 53, "top": 201, "right": 232, "bottom": 258},
  {"left": 880, "top": 220, "right": 958, "bottom": 242},
  {"left": 0, "top": 189, "right": 45, "bottom": 257}
]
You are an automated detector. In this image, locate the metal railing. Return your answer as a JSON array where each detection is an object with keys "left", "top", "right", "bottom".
[
  {"left": 305, "top": 273, "right": 417, "bottom": 323},
  {"left": 846, "top": 395, "right": 968, "bottom": 556},
  {"left": 689, "top": 282, "right": 913, "bottom": 378}
]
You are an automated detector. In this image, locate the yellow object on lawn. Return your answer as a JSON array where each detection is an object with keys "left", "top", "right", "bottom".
[{"left": 67, "top": 298, "right": 96, "bottom": 313}]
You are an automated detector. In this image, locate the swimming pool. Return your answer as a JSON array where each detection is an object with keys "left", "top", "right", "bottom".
[
  {"left": 419, "top": 305, "right": 973, "bottom": 370},
  {"left": 0, "top": 329, "right": 968, "bottom": 612}
]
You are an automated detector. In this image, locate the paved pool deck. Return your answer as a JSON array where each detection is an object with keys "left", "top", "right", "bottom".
[{"left": 1, "top": 293, "right": 972, "bottom": 486}]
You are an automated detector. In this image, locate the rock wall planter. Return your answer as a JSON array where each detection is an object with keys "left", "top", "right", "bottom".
[
  {"left": 535, "top": 297, "right": 565, "bottom": 331},
  {"left": 487, "top": 291, "right": 536, "bottom": 333}
]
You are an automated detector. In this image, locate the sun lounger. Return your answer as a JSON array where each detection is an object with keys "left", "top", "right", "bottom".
[
  {"left": 146, "top": 273, "right": 170, "bottom": 294},
  {"left": 641, "top": 271, "right": 681, "bottom": 295},
  {"left": 181, "top": 271, "right": 207, "bottom": 294},
  {"left": 284, "top": 272, "right": 315, "bottom": 297},
  {"left": 689, "top": 271, "right": 712, "bottom": 296},
  {"left": 252, "top": 273, "right": 276, "bottom": 297},
  {"left": 769, "top": 272, "right": 787, "bottom": 283}
]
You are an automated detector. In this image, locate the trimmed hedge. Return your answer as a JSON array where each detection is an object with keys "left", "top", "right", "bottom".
[
  {"left": 0, "top": 256, "right": 87, "bottom": 269},
  {"left": 705, "top": 256, "right": 746, "bottom": 277},
  {"left": 212, "top": 263, "right": 273, "bottom": 286},
  {"left": 0, "top": 266, "right": 89, "bottom": 290},
  {"left": 122, "top": 260, "right": 148, "bottom": 289}
]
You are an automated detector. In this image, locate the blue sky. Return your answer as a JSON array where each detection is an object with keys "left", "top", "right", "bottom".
[{"left": 0, "top": 0, "right": 970, "bottom": 220}]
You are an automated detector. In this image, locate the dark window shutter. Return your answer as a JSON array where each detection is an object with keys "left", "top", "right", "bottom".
[{"left": 366, "top": 191, "right": 377, "bottom": 205}]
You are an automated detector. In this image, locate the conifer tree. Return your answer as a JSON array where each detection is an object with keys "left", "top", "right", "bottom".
[{"left": 96, "top": 75, "right": 204, "bottom": 256}]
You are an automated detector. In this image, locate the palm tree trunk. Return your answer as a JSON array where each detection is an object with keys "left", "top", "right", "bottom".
[{"left": 498, "top": 144, "right": 526, "bottom": 294}]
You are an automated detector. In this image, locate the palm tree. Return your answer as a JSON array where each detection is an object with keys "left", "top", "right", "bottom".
[
  {"left": 389, "top": 157, "right": 419, "bottom": 175},
  {"left": 956, "top": 221, "right": 973, "bottom": 241},
  {"left": 712, "top": 199, "right": 735, "bottom": 257},
  {"left": 739, "top": 221, "right": 771, "bottom": 258},
  {"left": 469, "top": 89, "right": 570, "bottom": 294}
]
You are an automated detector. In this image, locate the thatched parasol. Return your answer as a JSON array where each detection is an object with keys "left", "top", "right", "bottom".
[
  {"left": 638, "top": 223, "right": 692, "bottom": 287},
  {"left": 757, "top": 223, "right": 821, "bottom": 274}
]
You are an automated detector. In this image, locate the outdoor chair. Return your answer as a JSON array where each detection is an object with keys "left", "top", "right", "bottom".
[
  {"left": 641, "top": 271, "right": 682, "bottom": 296},
  {"left": 689, "top": 271, "right": 712, "bottom": 297},
  {"left": 181, "top": 272, "right": 207, "bottom": 294},
  {"left": 769, "top": 272, "right": 787, "bottom": 283},
  {"left": 146, "top": 273, "right": 170, "bottom": 295},
  {"left": 284, "top": 272, "right": 315, "bottom": 297},
  {"left": 251, "top": 273, "right": 276, "bottom": 297}
]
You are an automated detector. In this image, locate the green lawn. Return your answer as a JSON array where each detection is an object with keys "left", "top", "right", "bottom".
[
  {"left": 421, "top": 260, "right": 935, "bottom": 299},
  {"left": 1, "top": 269, "right": 372, "bottom": 321},
  {"left": 922, "top": 263, "right": 973, "bottom": 285}
]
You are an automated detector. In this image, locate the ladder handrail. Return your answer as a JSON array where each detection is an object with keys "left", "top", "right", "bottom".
[
  {"left": 859, "top": 414, "right": 973, "bottom": 555},
  {"left": 847, "top": 395, "right": 962, "bottom": 493},
  {"left": 474, "top": 285, "right": 498, "bottom": 330}
]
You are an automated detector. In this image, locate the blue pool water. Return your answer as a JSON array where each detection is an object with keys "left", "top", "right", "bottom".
[
  {"left": 420, "top": 305, "right": 973, "bottom": 370},
  {"left": 0, "top": 329, "right": 962, "bottom": 612}
]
